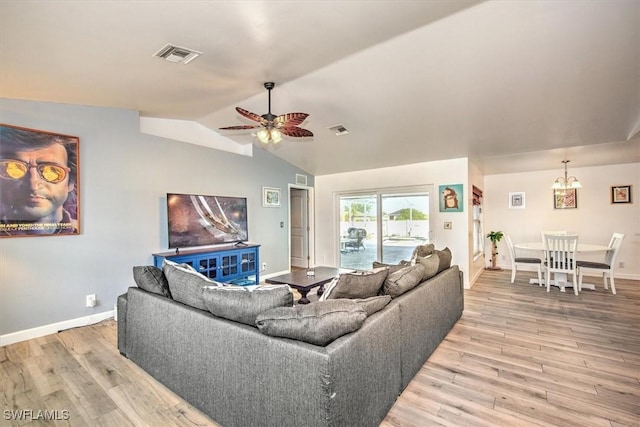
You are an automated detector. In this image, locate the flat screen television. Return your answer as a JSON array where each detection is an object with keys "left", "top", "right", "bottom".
[{"left": 166, "top": 193, "right": 248, "bottom": 249}]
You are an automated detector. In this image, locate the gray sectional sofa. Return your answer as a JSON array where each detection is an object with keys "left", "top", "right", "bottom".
[{"left": 117, "top": 264, "right": 464, "bottom": 427}]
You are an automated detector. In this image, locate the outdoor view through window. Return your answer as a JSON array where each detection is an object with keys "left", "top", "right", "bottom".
[{"left": 339, "top": 191, "right": 430, "bottom": 270}]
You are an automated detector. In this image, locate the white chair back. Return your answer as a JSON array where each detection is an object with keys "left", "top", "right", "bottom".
[
  {"left": 505, "top": 235, "right": 516, "bottom": 261},
  {"left": 605, "top": 233, "right": 625, "bottom": 266},
  {"left": 543, "top": 234, "right": 578, "bottom": 272}
]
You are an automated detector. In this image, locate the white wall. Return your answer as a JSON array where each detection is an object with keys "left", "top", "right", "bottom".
[
  {"left": 484, "top": 163, "right": 640, "bottom": 279},
  {"left": 314, "top": 158, "right": 472, "bottom": 287},
  {"left": 0, "top": 98, "right": 313, "bottom": 344}
]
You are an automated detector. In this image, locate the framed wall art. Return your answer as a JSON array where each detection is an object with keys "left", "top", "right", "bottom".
[
  {"left": 0, "top": 124, "right": 80, "bottom": 237},
  {"left": 554, "top": 189, "right": 577, "bottom": 209},
  {"left": 439, "top": 184, "right": 463, "bottom": 212},
  {"left": 611, "top": 185, "right": 632, "bottom": 204},
  {"left": 508, "top": 192, "right": 525, "bottom": 209},
  {"left": 262, "top": 187, "right": 281, "bottom": 207}
]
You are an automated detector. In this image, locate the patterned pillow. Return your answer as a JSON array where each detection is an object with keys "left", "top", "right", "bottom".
[
  {"left": 382, "top": 264, "right": 425, "bottom": 298},
  {"left": 325, "top": 268, "right": 389, "bottom": 300},
  {"left": 255, "top": 300, "right": 367, "bottom": 346},
  {"left": 162, "top": 260, "right": 219, "bottom": 310},
  {"left": 202, "top": 285, "right": 293, "bottom": 326},
  {"left": 132, "top": 266, "right": 171, "bottom": 298}
]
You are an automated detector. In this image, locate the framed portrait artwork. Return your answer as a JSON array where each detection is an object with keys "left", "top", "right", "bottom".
[
  {"left": 0, "top": 124, "right": 80, "bottom": 237},
  {"left": 611, "top": 185, "right": 632, "bottom": 204},
  {"left": 439, "top": 184, "right": 463, "bottom": 212},
  {"left": 509, "top": 192, "right": 525, "bottom": 209},
  {"left": 554, "top": 189, "right": 577, "bottom": 209},
  {"left": 262, "top": 187, "right": 281, "bottom": 207}
]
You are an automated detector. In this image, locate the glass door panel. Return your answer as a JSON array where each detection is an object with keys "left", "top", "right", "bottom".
[
  {"left": 339, "top": 195, "right": 377, "bottom": 270},
  {"left": 381, "top": 193, "right": 429, "bottom": 264}
]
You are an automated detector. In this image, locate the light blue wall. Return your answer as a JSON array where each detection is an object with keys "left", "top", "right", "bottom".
[{"left": 0, "top": 98, "right": 313, "bottom": 336}]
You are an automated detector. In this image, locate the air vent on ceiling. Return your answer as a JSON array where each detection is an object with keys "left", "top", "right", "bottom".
[
  {"left": 329, "top": 124, "right": 349, "bottom": 136},
  {"left": 153, "top": 44, "right": 202, "bottom": 64}
]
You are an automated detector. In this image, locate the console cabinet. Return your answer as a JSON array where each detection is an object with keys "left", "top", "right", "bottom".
[{"left": 153, "top": 244, "right": 260, "bottom": 285}]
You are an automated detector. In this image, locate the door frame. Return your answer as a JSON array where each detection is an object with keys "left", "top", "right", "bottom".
[{"left": 288, "top": 184, "right": 315, "bottom": 269}]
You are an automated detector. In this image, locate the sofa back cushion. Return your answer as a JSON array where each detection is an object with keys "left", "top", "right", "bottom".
[
  {"left": 382, "top": 264, "right": 425, "bottom": 298},
  {"left": 133, "top": 266, "right": 172, "bottom": 298},
  {"left": 162, "top": 260, "right": 218, "bottom": 310},
  {"left": 415, "top": 253, "right": 440, "bottom": 281},
  {"left": 256, "top": 300, "right": 367, "bottom": 346},
  {"left": 202, "top": 285, "right": 293, "bottom": 326},
  {"left": 435, "top": 247, "right": 452, "bottom": 273},
  {"left": 323, "top": 267, "right": 388, "bottom": 300}
]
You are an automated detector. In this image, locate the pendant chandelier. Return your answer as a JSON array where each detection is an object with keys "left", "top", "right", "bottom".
[{"left": 551, "top": 160, "right": 582, "bottom": 190}]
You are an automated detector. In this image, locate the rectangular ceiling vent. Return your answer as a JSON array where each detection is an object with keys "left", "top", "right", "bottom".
[
  {"left": 329, "top": 124, "right": 349, "bottom": 136},
  {"left": 153, "top": 44, "right": 201, "bottom": 64}
]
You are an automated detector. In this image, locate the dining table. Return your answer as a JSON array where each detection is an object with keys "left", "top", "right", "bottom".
[{"left": 513, "top": 241, "right": 611, "bottom": 292}]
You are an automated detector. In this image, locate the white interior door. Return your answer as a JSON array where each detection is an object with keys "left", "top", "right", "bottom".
[{"left": 290, "top": 188, "right": 309, "bottom": 268}]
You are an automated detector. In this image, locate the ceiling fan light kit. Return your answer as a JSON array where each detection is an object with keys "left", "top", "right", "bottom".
[{"left": 219, "top": 82, "right": 313, "bottom": 144}]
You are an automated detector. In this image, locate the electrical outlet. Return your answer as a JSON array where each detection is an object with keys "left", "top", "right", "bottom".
[
  {"left": 619, "top": 261, "right": 624, "bottom": 268},
  {"left": 86, "top": 294, "right": 96, "bottom": 308},
  {"left": 262, "top": 262, "right": 267, "bottom": 271}
]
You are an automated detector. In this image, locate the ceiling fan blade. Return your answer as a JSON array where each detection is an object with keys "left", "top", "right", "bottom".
[
  {"left": 274, "top": 112, "right": 309, "bottom": 127},
  {"left": 236, "top": 107, "right": 267, "bottom": 125},
  {"left": 279, "top": 126, "right": 314, "bottom": 138},
  {"left": 219, "top": 125, "right": 260, "bottom": 130}
]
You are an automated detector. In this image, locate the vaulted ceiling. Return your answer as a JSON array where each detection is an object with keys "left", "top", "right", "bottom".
[{"left": 1, "top": 1, "right": 638, "bottom": 176}]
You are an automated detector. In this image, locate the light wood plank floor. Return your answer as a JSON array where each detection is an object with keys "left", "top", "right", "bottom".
[{"left": 2, "top": 270, "right": 639, "bottom": 426}]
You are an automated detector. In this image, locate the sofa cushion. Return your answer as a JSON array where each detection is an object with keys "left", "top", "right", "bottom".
[
  {"left": 415, "top": 253, "right": 440, "bottom": 281},
  {"left": 382, "top": 264, "right": 425, "bottom": 298},
  {"left": 132, "top": 266, "right": 172, "bottom": 298},
  {"left": 351, "top": 295, "right": 392, "bottom": 316},
  {"left": 162, "top": 260, "right": 218, "bottom": 310},
  {"left": 255, "top": 300, "right": 367, "bottom": 346},
  {"left": 324, "top": 268, "right": 388, "bottom": 300},
  {"left": 411, "top": 243, "right": 435, "bottom": 260},
  {"left": 372, "top": 261, "right": 410, "bottom": 274},
  {"left": 435, "top": 247, "right": 452, "bottom": 273},
  {"left": 202, "top": 285, "right": 293, "bottom": 326}
]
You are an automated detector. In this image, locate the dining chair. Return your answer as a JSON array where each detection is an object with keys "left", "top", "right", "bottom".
[
  {"left": 540, "top": 230, "right": 567, "bottom": 241},
  {"left": 505, "top": 235, "right": 542, "bottom": 285},
  {"left": 543, "top": 234, "right": 579, "bottom": 295},
  {"left": 577, "top": 233, "right": 625, "bottom": 295}
]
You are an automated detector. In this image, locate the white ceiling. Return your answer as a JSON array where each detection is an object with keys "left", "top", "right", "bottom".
[{"left": 1, "top": 0, "right": 638, "bottom": 176}]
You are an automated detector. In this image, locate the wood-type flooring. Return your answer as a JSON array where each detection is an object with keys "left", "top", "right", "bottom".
[{"left": 2, "top": 270, "right": 639, "bottom": 426}]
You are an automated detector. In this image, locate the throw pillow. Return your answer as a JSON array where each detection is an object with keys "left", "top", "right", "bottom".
[
  {"left": 255, "top": 300, "right": 367, "bottom": 346},
  {"left": 351, "top": 295, "right": 391, "bottom": 316},
  {"left": 382, "top": 264, "right": 426, "bottom": 298},
  {"left": 411, "top": 243, "right": 435, "bottom": 260},
  {"left": 202, "top": 285, "right": 293, "bottom": 326},
  {"left": 372, "top": 261, "right": 410, "bottom": 275},
  {"left": 163, "top": 260, "right": 219, "bottom": 310},
  {"left": 435, "top": 247, "right": 452, "bottom": 273},
  {"left": 132, "top": 265, "right": 172, "bottom": 298},
  {"left": 325, "top": 268, "right": 388, "bottom": 300},
  {"left": 415, "top": 253, "right": 440, "bottom": 281}
]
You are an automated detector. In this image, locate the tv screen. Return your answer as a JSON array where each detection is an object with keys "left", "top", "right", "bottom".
[{"left": 167, "top": 193, "right": 248, "bottom": 249}]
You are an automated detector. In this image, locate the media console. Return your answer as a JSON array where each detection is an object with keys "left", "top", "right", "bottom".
[{"left": 153, "top": 244, "right": 260, "bottom": 286}]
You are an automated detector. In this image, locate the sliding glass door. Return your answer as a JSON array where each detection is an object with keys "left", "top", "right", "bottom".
[{"left": 338, "top": 187, "right": 431, "bottom": 270}]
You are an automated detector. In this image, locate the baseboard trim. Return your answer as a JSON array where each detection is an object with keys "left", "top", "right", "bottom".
[{"left": 0, "top": 310, "right": 114, "bottom": 347}]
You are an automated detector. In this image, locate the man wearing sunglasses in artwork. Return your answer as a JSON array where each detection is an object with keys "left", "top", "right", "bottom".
[{"left": 0, "top": 125, "right": 78, "bottom": 236}]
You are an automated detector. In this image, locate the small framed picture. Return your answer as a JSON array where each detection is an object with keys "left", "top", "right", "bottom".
[
  {"left": 262, "top": 187, "right": 281, "bottom": 207},
  {"left": 554, "top": 189, "right": 577, "bottom": 209},
  {"left": 611, "top": 185, "right": 632, "bottom": 204},
  {"left": 508, "top": 192, "right": 525, "bottom": 209}
]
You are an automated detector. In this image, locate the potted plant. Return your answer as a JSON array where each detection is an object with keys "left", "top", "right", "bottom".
[{"left": 486, "top": 231, "right": 504, "bottom": 270}]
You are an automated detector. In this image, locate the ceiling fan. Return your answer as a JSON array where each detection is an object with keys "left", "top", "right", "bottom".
[{"left": 219, "top": 82, "right": 313, "bottom": 144}]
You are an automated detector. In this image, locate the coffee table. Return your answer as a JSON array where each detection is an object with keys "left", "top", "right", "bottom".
[{"left": 265, "top": 266, "right": 353, "bottom": 304}]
